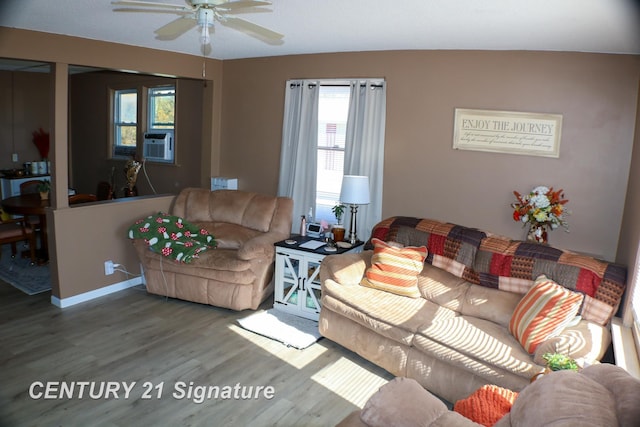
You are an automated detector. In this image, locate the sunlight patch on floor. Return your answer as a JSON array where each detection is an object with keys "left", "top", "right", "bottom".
[
  {"left": 311, "top": 356, "right": 389, "bottom": 406},
  {"left": 227, "top": 323, "right": 328, "bottom": 369}
]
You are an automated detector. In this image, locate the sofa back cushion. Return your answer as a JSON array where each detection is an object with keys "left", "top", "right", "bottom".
[
  {"left": 172, "top": 188, "right": 280, "bottom": 233},
  {"left": 474, "top": 235, "right": 626, "bottom": 326}
]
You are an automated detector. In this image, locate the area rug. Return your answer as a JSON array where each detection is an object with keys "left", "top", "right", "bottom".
[
  {"left": 237, "top": 308, "right": 322, "bottom": 349},
  {"left": 0, "top": 245, "right": 51, "bottom": 295}
]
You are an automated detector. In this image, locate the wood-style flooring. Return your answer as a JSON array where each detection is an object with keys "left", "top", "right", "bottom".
[{"left": 0, "top": 281, "right": 393, "bottom": 426}]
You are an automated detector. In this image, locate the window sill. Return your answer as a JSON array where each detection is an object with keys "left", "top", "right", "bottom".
[{"left": 611, "top": 317, "right": 640, "bottom": 379}]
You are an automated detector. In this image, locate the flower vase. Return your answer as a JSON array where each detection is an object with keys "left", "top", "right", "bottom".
[{"left": 527, "top": 223, "right": 548, "bottom": 244}]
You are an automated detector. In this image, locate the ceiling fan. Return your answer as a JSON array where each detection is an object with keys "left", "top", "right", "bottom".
[{"left": 111, "top": 0, "right": 284, "bottom": 49}]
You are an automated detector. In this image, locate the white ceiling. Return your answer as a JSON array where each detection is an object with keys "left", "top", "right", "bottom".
[{"left": 0, "top": 0, "right": 639, "bottom": 60}]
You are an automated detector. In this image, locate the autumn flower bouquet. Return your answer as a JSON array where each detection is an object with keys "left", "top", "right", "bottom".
[{"left": 512, "top": 186, "right": 569, "bottom": 242}]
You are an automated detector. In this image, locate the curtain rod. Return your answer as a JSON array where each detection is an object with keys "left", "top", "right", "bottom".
[{"left": 289, "top": 81, "right": 384, "bottom": 89}]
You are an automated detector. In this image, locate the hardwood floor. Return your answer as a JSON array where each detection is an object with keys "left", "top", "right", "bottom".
[{"left": 0, "top": 281, "right": 393, "bottom": 426}]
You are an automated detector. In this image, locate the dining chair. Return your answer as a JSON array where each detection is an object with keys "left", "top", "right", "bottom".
[
  {"left": 19, "top": 179, "right": 44, "bottom": 231},
  {"left": 19, "top": 180, "right": 43, "bottom": 195},
  {"left": 0, "top": 217, "right": 37, "bottom": 264},
  {"left": 69, "top": 194, "right": 98, "bottom": 205}
]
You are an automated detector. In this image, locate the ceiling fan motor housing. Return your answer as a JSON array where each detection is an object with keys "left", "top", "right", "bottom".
[
  {"left": 197, "top": 8, "right": 214, "bottom": 27},
  {"left": 190, "top": 0, "right": 227, "bottom": 7}
]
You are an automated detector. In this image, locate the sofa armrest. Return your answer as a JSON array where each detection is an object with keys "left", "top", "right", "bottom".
[
  {"left": 533, "top": 320, "right": 611, "bottom": 367},
  {"left": 358, "top": 377, "right": 481, "bottom": 427},
  {"left": 237, "top": 232, "right": 289, "bottom": 260},
  {"left": 319, "top": 251, "right": 372, "bottom": 286}
]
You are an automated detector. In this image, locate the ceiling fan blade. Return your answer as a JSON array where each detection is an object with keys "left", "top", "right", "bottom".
[
  {"left": 221, "top": 16, "right": 283, "bottom": 44},
  {"left": 215, "top": 0, "right": 272, "bottom": 12},
  {"left": 111, "top": 0, "right": 191, "bottom": 11},
  {"left": 154, "top": 16, "right": 197, "bottom": 40}
]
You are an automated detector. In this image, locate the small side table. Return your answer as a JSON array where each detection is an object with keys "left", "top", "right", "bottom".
[{"left": 273, "top": 236, "right": 364, "bottom": 321}]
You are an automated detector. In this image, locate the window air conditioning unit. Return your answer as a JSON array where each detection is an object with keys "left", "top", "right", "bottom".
[{"left": 143, "top": 131, "right": 174, "bottom": 163}]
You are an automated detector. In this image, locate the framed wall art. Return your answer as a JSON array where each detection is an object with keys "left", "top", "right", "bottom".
[{"left": 453, "top": 109, "right": 562, "bottom": 158}]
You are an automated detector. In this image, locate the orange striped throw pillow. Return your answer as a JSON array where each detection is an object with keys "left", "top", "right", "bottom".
[
  {"left": 509, "top": 275, "right": 584, "bottom": 354},
  {"left": 361, "top": 238, "right": 427, "bottom": 298}
]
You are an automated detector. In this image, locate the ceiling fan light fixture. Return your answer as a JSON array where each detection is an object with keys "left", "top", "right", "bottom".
[{"left": 199, "top": 24, "right": 211, "bottom": 45}]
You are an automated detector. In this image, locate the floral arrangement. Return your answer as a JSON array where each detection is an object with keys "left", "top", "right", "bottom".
[
  {"left": 124, "top": 158, "right": 142, "bottom": 192},
  {"left": 511, "top": 186, "right": 569, "bottom": 231},
  {"left": 32, "top": 127, "right": 50, "bottom": 159}
]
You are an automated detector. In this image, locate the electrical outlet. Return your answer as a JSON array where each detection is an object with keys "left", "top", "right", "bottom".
[
  {"left": 11, "top": 153, "right": 18, "bottom": 162},
  {"left": 104, "top": 260, "right": 114, "bottom": 275}
]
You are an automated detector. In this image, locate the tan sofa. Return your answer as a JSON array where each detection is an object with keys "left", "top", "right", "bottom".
[
  {"left": 319, "top": 216, "right": 627, "bottom": 403},
  {"left": 132, "top": 188, "right": 293, "bottom": 311},
  {"left": 338, "top": 363, "right": 640, "bottom": 427}
]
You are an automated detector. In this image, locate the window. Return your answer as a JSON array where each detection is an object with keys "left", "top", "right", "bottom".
[
  {"left": 148, "top": 86, "right": 175, "bottom": 131},
  {"left": 278, "top": 79, "right": 385, "bottom": 238},
  {"left": 111, "top": 84, "right": 176, "bottom": 162},
  {"left": 315, "top": 86, "right": 350, "bottom": 223},
  {"left": 113, "top": 89, "right": 137, "bottom": 157}
]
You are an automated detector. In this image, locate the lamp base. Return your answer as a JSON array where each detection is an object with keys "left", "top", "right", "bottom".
[{"left": 347, "top": 204, "right": 359, "bottom": 245}]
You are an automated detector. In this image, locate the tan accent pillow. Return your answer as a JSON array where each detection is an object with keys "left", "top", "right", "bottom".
[{"left": 361, "top": 238, "right": 427, "bottom": 298}]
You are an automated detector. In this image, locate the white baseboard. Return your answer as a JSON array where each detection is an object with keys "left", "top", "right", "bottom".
[{"left": 51, "top": 277, "right": 143, "bottom": 308}]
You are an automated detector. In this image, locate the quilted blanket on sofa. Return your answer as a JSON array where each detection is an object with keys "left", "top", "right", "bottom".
[{"left": 368, "top": 216, "right": 626, "bottom": 326}]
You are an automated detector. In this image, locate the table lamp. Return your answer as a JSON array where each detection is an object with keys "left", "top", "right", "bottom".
[{"left": 340, "top": 175, "right": 370, "bottom": 244}]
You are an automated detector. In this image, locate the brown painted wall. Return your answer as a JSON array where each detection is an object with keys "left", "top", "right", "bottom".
[
  {"left": 1, "top": 26, "right": 639, "bottom": 300},
  {"left": 222, "top": 51, "right": 640, "bottom": 260},
  {"left": 0, "top": 70, "right": 50, "bottom": 170}
]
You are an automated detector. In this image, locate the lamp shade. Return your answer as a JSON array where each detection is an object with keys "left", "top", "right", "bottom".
[{"left": 340, "top": 175, "right": 370, "bottom": 205}]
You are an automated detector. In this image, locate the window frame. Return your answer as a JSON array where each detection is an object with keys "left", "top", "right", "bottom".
[
  {"left": 147, "top": 85, "right": 175, "bottom": 131},
  {"left": 111, "top": 87, "right": 138, "bottom": 159},
  {"left": 109, "top": 82, "right": 177, "bottom": 164}
]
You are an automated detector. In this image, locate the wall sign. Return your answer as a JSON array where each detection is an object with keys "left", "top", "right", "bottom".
[{"left": 453, "top": 109, "right": 562, "bottom": 158}]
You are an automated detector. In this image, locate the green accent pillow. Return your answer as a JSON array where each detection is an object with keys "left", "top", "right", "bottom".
[{"left": 128, "top": 212, "right": 216, "bottom": 263}]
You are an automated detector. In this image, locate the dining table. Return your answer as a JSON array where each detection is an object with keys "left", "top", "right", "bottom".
[{"left": 1, "top": 193, "right": 51, "bottom": 262}]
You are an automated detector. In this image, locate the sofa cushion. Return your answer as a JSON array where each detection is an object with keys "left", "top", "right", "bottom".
[
  {"left": 173, "top": 188, "right": 279, "bottom": 232},
  {"left": 359, "top": 377, "right": 482, "bottom": 427},
  {"left": 412, "top": 315, "right": 543, "bottom": 381},
  {"left": 361, "top": 238, "right": 427, "bottom": 298},
  {"left": 199, "top": 222, "right": 261, "bottom": 249},
  {"left": 460, "top": 285, "right": 522, "bottom": 329},
  {"left": 499, "top": 369, "right": 619, "bottom": 427},
  {"left": 580, "top": 364, "right": 640, "bottom": 427},
  {"left": 509, "top": 275, "right": 584, "bottom": 354},
  {"left": 323, "top": 279, "right": 457, "bottom": 346},
  {"left": 417, "top": 264, "right": 471, "bottom": 312}
]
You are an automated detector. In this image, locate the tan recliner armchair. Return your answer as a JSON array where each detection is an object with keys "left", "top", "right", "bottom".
[{"left": 132, "top": 188, "right": 293, "bottom": 311}]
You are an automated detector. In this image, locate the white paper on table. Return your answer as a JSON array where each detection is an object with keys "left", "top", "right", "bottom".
[{"left": 298, "top": 240, "right": 326, "bottom": 250}]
